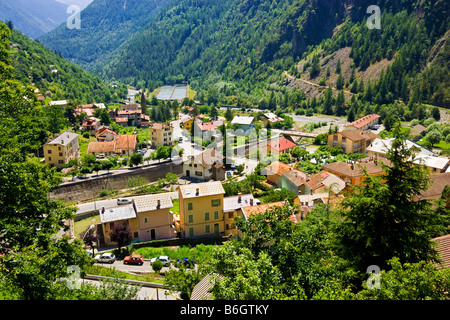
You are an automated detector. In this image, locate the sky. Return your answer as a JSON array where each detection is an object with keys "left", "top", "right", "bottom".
[{"left": 54, "top": 0, "right": 94, "bottom": 11}]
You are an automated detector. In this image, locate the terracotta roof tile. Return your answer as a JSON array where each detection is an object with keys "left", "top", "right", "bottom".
[
  {"left": 268, "top": 138, "right": 296, "bottom": 152},
  {"left": 266, "top": 161, "right": 293, "bottom": 177},
  {"left": 240, "top": 201, "right": 286, "bottom": 220},
  {"left": 433, "top": 234, "right": 450, "bottom": 269},
  {"left": 345, "top": 114, "right": 380, "bottom": 129}
]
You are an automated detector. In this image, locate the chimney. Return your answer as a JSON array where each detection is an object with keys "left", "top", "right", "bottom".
[
  {"left": 238, "top": 193, "right": 242, "bottom": 202},
  {"left": 196, "top": 188, "right": 200, "bottom": 196},
  {"left": 157, "top": 200, "right": 161, "bottom": 208},
  {"left": 250, "top": 198, "right": 254, "bottom": 206},
  {"left": 101, "top": 207, "right": 105, "bottom": 214}
]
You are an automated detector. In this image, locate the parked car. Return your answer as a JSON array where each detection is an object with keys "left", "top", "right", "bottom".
[
  {"left": 97, "top": 153, "right": 105, "bottom": 159},
  {"left": 176, "top": 257, "right": 195, "bottom": 268},
  {"left": 117, "top": 198, "right": 132, "bottom": 205},
  {"left": 123, "top": 254, "right": 144, "bottom": 265},
  {"left": 150, "top": 255, "right": 171, "bottom": 267},
  {"left": 94, "top": 252, "right": 115, "bottom": 264}
]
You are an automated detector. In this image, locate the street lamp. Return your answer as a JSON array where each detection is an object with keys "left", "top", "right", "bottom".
[{"left": 82, "top": 224, "right": 95, "bottom": 242}]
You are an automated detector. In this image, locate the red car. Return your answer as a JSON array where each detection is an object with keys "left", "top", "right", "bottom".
[{"left": 123, "top": 254, "right": 144, "bottom": 265}]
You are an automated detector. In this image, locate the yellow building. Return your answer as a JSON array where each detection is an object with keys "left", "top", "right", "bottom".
[
  {"left": 223, "top": 194, "right": 259, "bottom": 236},
  {"left": 43, "top": 131, "right": 80, "bottom": 167},
  {"left": 328, "top": 129, "right": 379, "bottom": 154},
  {"left": 150, "top": 122, "right": 174, "bottom": 147},
  {"left": 178, "top": 181, "right": 225, "bottom": 238},
  {"left": 180, "top": 115, "right": 193, "bottom": 132}
]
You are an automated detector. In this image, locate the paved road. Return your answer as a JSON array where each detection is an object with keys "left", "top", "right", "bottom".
[
  {"left": 94, "top": 259, "right": 181, "bottom": 274},
  {"left": 82, "top": 278, "right": 180, "bottom": 300}
]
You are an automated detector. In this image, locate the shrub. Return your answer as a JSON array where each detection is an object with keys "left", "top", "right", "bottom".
[{"left": 152, "top": 260, "right": 163, "bottom": 273}]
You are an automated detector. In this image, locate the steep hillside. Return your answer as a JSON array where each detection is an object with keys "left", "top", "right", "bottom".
[
  {"left": 0, "top": 0, "right": 68, "bottom": 38},
  {"left": 39, "top": 0, "right": 172, "bottom": 71},
  {"left": 38, "top": 0, "right": 449, "bottom": 111},
  {"left": 99, "top": 0, "right": 352, "bottom": 90},
  {"left": 8, "top": 27, "right": 126, "bottom": 104}
]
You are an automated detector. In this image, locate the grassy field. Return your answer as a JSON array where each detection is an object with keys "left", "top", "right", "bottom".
[
  {"left": 78, "top": 135, "right": 97, "bottom": 157},
  {"left": 75, "top": 215, "right": 101, "bottom": 238},
  {"left": 418, "top": 137, "right": 450, "bottom": 151},
  {"left": 134, "top": 244, "right": 216, "bottom": 264},
  {"left": 86, "top": 265, "right": 165, "bottom": 284}
]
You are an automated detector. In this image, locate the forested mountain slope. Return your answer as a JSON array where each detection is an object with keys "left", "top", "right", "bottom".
[
  {"left": 0, "top": 0, "right": 68, "bottom": 39},
  {"left": 8, "top": 27, "right": 126, "bottom": 104},
  {"left": 39, "top": 0, "right": 173, "bottom": 71},
  {"left": 38, "top": 0, "right": 449, "bottom": 110}
]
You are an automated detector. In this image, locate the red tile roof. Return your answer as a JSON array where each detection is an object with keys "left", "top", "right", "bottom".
[
  {"left": 115, "top": 135, "right": 137, "bottom": 152},
  {"left": 266, "top": 161, "right": 293, "bottom": 177},
  {"left": 433, "top": 234, "right": 450, "bottom": 269},
  {"left": 200, "top": 122, "right": 217, "bottom": 131},
  {"left": 268, "top": 138, "right": 296, "bottom": 152},
  {"left": 345, "top": 114, "right": 380, "bottom": 129}
]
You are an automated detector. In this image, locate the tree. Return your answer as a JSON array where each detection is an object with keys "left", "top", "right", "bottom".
[
  {"left": 224, "top": 107, "right": 233, "bottom": 121},
  {"left": 80, "top": 226, "right": 98, "bottom": 256},
  {"left": 109, "top": 221, "right": 133, "bottom": 251},
  {"left": 140, "top": 90, "right": 147, "bottom": 115},
  {"left": 426, "top": 130, "right": 442, "bottom": 147},
  {"left": 334, "top": 123, "right": 450, "bottom": 273},
  {"left": 0, "top": 22, "right": 92, "bottom": 299},
  {"left": 335, "top": 59, "right": 341, "bottom": 74},
  {"left": 309, "top": 54, "right": 320, "bottom": 78},
  {"left": 206, "top": 241, "right": 282, "bottom": 300},
  {"left": 357, "top": 257, "right": 450, "bottom": 300},
  {"left": 335, "top": 90, "right": 345, "bottom": 116},
  {"left": 336, "top": 72, "right": 345, "bottom": 90},
  {"left": 101, "top": 160, "right": 114, "bottom": 173},
  {"left": 431, "top": 107, "right": 440, "bottom": 121},
  {"left": 268, "top": 91, "right": 277, "bottom": 110},
  {"left": 347, "top": 107, "right": 355, "bottom": 122},
  {"left": 323, "top": 86, "right": 334, "bottom": 115},
  {"left": 165, "top": 266, "right": 204, "bottom": 300},
  {"left": 152, "top": 260, "right": 163, "bottom": 274},
  {"left": 210, "top": 105, "right": 218, "bottom": 120},
  {"left": 129, "top": 152, "right": 143, "bottom": 167}
]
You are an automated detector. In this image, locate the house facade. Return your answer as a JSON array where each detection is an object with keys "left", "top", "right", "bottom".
[
  {"left": 150, "top": 122, "right": 173, "bottom": 147},
  {"left": 132, "top": 193, "right": 177, "bottom": 241},
  {"left": 328, "top": 129, "right": 379, "bottom": 154},
  {"left": 178, "top": 182, "right": 225, "bottom": 239},
  {"left": 43, "top": 132, "right": 80, "bottom": 167},
  {"left": 183, "top": 149, "right": 223, "bottom": 181},
  {"left": 222, "top": 194, "right": 259, "bottom": 236},
  {"left": 99, "top": 204, "right": 139, "bottom": 247}
]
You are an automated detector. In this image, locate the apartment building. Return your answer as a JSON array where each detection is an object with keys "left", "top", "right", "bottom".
[{"left": 43, "top": 131, "right": 80, "bottom": 167}]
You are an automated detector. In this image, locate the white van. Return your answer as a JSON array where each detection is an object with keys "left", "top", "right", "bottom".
[{"left": 117, "top": 198, "right": 132, "bottom": 205}]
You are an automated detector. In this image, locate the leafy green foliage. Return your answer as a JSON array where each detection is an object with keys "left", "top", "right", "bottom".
[{"left": 9, "top": 28, "right": 124, "bottom": 104}]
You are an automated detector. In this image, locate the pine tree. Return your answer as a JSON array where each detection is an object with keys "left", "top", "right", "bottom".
[
  {"left": 347, "top": 107, "right": 355, "bottom": 122},
  {"left": 336, "top": 72, "right": 345, "bottom": 90},
  {"left": 335, "top": 90, "right": 345, "bottom": 116},
  {"left": 335, "top": 59, "right": 341, "bottom": 74},
  {"left": 323, "top": 86, "right": 334, "bottom": 115},
  {"left": 140, "top": 90, "right": 147, "bottom": 115},
  {"left": 335, "top": 123, "right": 450, "bottom": 272}
]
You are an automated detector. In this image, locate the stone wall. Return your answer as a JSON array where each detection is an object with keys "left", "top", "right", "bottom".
[{"left": 50, "top": 161, "right": 182, "bottom": 202}]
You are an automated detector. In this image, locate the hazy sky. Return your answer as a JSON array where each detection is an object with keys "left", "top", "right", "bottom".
[{"left": 54, "top": 0, "right": 93, "bottom": 10}]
